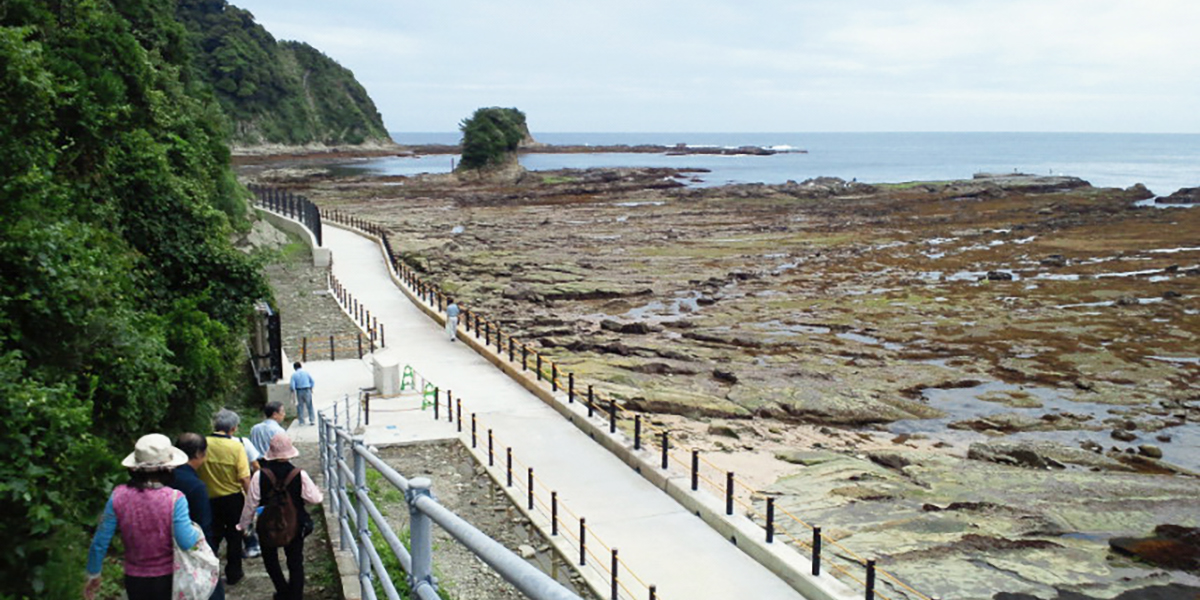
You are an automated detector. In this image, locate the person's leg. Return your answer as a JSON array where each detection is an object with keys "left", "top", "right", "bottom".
[
  {"left": 300, "top": 389, "right": 314, "bottom": 425},
  {"left": 124, "top": 574, "right": 172, "bottom": 600},
  {"left": 446, "top": 316, "right": 455, "bottom": 340},
  {"left": 260, "top": 545, "right": 289, "bottom": 597},
  {"left": 212, "top": 494, "right": 245, "bottom": 583},
  {"left": 284, "top": 533, "right": 306, "bottom": 600}
]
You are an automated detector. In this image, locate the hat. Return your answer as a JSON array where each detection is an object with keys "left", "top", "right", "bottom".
[
  {"left": 265, "top": 433, "right": 300, "bottom": 461},
  {"left": 122, "top": 434, "right": 188, "bottom": 470}
]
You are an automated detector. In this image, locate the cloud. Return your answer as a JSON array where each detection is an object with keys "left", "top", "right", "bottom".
[{"left": 228, "top": 0, "right": 1200, "bottom": 132}]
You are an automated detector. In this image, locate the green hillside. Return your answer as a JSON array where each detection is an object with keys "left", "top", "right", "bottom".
[
  {"left": 176, "top": 0, "right": 391, "bottom": 146},
  {"left": 0, "top": 0, "right": 269, "bottom": 595}
]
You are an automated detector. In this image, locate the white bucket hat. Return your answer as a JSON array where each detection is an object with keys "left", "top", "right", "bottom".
[{"left": 121, "top": 433, "right": 188, "bottom": 470}]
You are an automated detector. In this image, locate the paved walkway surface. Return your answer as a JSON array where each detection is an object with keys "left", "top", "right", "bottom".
[{"left": 286, "top": 225, "right": 808, "bottom": 600}]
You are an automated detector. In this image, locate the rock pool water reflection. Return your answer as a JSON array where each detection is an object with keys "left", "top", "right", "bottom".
[{"left": 890, "top": 381, "right": 1200, "bottom": 472}]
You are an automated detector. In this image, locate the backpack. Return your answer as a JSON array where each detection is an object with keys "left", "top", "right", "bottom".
[{"left": 258, "top": 467, "right": 301, "bottom": 548}]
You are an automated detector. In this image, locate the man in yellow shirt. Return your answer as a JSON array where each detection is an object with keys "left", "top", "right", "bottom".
[{"left": 198, "top": 409, "right": 251, "bottom": 585}]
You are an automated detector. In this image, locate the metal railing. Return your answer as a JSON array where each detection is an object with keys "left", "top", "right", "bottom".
[
  {"left": 249, "top": 184, "right": 323, "bottom": 246},
  {"left": 390, "top": 363, "right": 660, "bottom": 600},
  {"left": 322, "top": 203, "right": 932, "bottom": 600},
  {"left": 318, "top": 409, "right": 583, "bottom": 600}
]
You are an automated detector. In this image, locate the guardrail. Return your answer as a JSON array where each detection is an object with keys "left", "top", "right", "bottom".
[
  {"left": 321, "top": 201, "right": 931, "bottom": 600},
  {"left": 249, "top": 184, "right": 323, "bottom": 246},
  {"left": 389, "top": 363, "right": 661, "bottom": 600},
  {"left": 318, "top": 407, "right": 583, "bottom": 600}
]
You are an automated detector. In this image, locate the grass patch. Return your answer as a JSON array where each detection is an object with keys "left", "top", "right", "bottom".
[{"left": 541, "top": 175, "right": 579, "bottom": 185}]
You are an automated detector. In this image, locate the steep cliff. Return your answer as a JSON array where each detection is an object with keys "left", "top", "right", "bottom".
[{"left": 176, "top": 0, "right": 391, "bottom": 147}]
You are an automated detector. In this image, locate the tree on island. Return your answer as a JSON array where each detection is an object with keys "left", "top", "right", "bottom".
[{"left": 457, "top": 107, "right": 531, "bottom": 170}]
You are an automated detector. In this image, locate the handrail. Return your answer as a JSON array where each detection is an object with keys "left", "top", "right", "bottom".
[{"left": 318, "top": 409, "right": 583, "bottom": 600}]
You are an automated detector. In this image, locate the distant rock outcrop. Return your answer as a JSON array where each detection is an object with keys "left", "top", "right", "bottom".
[{"left": 1159, "top": 187, "right": 1200, "bottom": 204}]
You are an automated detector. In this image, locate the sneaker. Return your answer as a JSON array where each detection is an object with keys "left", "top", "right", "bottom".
[{"left": 244, "top": 545, "right": 261, "bottom": 558}]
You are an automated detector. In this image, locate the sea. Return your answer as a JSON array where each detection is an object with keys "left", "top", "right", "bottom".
[{"left": 343, "top": 132, "right": 1200, "bottom": 197}]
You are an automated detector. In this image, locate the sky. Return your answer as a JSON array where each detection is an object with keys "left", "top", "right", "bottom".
[{"left": 228, "top": 1, "right": 1200, "bottom": 134}]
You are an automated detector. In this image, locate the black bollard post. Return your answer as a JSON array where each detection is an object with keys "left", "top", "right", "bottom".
[
  {"left": 634, "top": 415, "right": 641, "bottom": 450},
  {"left": 568, "top": 373, "right": 575, "bottom": 403},
  {"left": 866, "top": 559, "right": 876, "bottom": 600},
  {"left": 506, "top": 447, "right": 513, "bottom": 487},
  {"left": 812, "top": 527, "right": 822, "bottom": 576},
  {"left": 726, "top": 472, "right": 734, "bottom": 515},
  {"left": 766, "top": 497, "right": 775, "bottom": 543},
  {"left": 661, "top": 431, "right": 669, "bottom": 469},
  {"left": 691, "top": 450, "right": 699, "bottom": 491}
]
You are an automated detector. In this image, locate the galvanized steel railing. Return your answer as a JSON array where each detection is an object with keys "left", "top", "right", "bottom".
[{"left": 318, "top": 408, "right": 582, "bottom": 600}]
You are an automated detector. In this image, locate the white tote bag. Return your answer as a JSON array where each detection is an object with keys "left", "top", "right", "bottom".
[{"left": 173, "top": 521, "right": 219, "bottom": 600}]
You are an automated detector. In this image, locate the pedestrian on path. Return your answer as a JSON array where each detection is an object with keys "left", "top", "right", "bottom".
[
  {"left": 172, "top": 433, "right": 225, "bottom": 600},
  {"left": 238, "top": 434, "right": 323, "bottom": 600},
  {"left": 290, "top": 362, "right": 315, "bottom": 425},
  {"left": 446, "top": 297, "right": 460, "bottom": 341},
  {"left": 250, "top": 401, "right": 287, "bottom": 459},
  {"left": 198, "top": 410, "right": 251, "bottom": 586},
  {"left": 85, "top": 434, "right": 200, "bottom": 600}
]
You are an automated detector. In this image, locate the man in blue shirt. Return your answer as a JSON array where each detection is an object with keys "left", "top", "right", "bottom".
[
  {"left": 250, "top": 401, "right": 287, "bottom": 458},
  {"left": 290, "top": 362, "right": 315, "bottom": 426},
  {"left": 172, "top": 433, "right": 225, "bottom": 600}
]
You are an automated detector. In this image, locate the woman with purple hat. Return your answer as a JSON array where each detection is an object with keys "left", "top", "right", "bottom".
[
  {"left": 84, "top": 434, "right": 203, "bottom": 600},
  {"left": 238, "top": 434, "right": 322, "bottom": 600}
]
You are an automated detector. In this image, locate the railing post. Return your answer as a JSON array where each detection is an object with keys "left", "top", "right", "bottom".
[
  {"left": 364, "top": 392, "right": 370, "bottom": 426},
  {"left": 611, "top": 548, "right": 619, "bottom": 600},
  {"left": 691, "top": 450, "right": 699, "bottom": 491},
  {"left": 588, "top": 385, "right": 595, "bottom": 417},
  {"left": 766, "top": 497, "right": 775, "bottom": 543},
  {"left": 609, "top": 398, "right": 617, "bottom": 433},
  {"left": 446, "top": 390, "right": 452, "bottom": 423},
  {"left": 380, "top": 323, "right": 386, "bottom": 347},
  {"left": 352, "top": 437, "right": 370, "bottom": 588},
  {"left": 471, "top": 414, "right": 477, "bottom": 448},
  {"left": 568, "top": 373, "right": 575, "bottom": 403},
  {"left": 488, "top": 429, "right": 494, "bottom": 467},
  {"left": 579, "top": 518, "right": 587, "bottom": 566},
  {"left": 433, "top": 387, "right": 440, "bottom": 420},
  {"left": 634, "top": 415, "right": 642, "bottom": 450},
  {"left": 661, "top": 431, "right": 669, "bottom": 469},
  {"left": 536, "top": 355, "right": 542, "bottom": 381},
  {"left": 456, "top": 397, "right": 462, "bottom": 433},
  {"left": 649, "top": 585, "right": 657, "bottom": 600},
  {"left": 527, "top": 468, "right": 534, "bottom": 510},
  {"left": 508, "top": 338, "right": 514, "bottom": 362},
  {"left": 726, "top": 472, "right": 734, "bottom": 516},
  {"left": 866, "top": 559, "right": 876, "bottom": 600},
  {"left": 506, "top": 447, "right": 513, "bottom": 487},
  {"left": 551, "top": 492, "right": 558, "bottom": 536},
  {"left": 406, "top": 477, "right": 437, "bottom": 597},
  {"left": 552, "top": 363, "right": 558, "bottom": 392},
  {"left": 813, "top": 527, "right": 822, "bottom": 576},
  {"left": 357, "top": 333, "right": 363, "bottom": 359}
]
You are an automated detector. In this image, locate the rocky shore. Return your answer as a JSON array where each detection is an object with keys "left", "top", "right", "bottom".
[{"left": 240, "top": 159, "right": 1200, "bottom": 600}]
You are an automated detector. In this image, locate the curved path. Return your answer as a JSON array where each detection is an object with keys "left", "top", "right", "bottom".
[{"left": 290, "top": 224, "right": 811, "bottom": 600}]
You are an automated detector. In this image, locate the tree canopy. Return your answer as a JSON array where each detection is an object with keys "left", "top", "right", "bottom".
[
  {"left": 175, "top": 0, "right": 390, "bottom": 146},
  {"left": 0, "top": 0, "right": 268, "bottom": 595},
  {"left": 458, "top": 107, "right": 530, "bottom": 170}
]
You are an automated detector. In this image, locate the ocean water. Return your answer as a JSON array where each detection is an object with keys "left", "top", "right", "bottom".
[{"left": 367, "top": 132, "right": 1200, "bottom": 196}]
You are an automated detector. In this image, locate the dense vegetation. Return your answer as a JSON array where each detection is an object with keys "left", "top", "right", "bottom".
[
  {"left": 176, "top": 0, "right": 390, "bottom": 146},
  {"left": 458, "top": 107, "right": 530, "bottom": 170},
  {"left": 0, "top": 0, "right": 269, "bottom": 596}
]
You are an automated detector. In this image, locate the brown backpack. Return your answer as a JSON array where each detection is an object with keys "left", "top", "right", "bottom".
[{"left": 258, "top": 467, "right": 301, "bottom": 547}]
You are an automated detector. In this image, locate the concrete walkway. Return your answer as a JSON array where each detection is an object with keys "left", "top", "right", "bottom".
[{"left": 287, "top": 225, "right": 812, "bottom": 600}]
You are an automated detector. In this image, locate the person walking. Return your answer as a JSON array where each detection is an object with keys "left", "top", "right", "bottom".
[
  {"left": 171, "top": 433, "right": 225, "bottom": 600},
  {"left": 239, "top": 434, "right": 323, "bottom": 600},
  {"left": 198, "top": 410, "right": 251, "bottom": 586},
  {"left": 290, "top": 362, "right": 315, "bottom": 426},
  {"left": 250, "top": 401, "right": 287, "bottom": 458},
  {"left": 445, "top": 297, "right": 460, "bottom": 341},
  {"left": 85, "top": 434, "right": 201, "bottom": 600}
]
